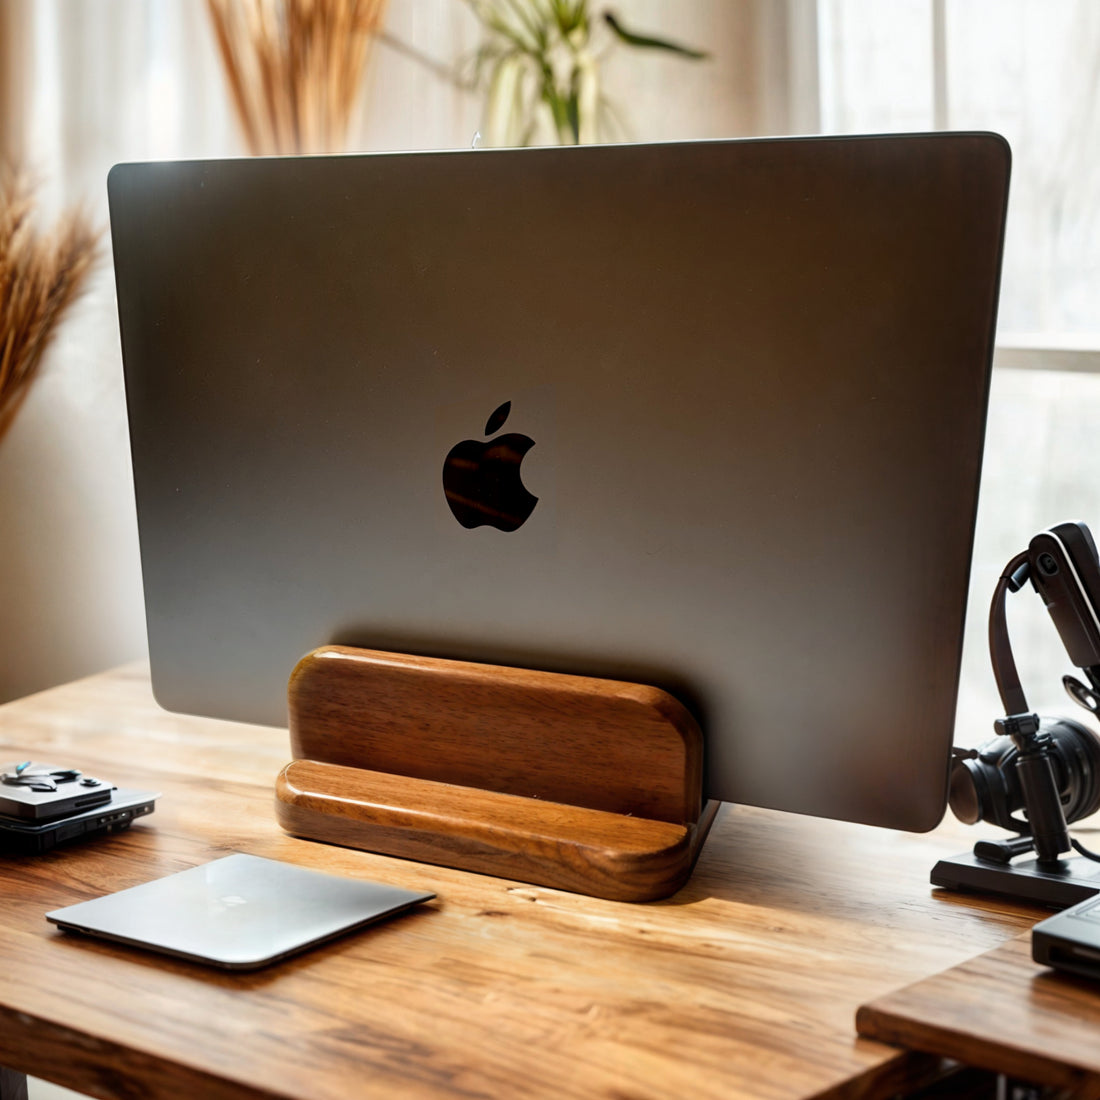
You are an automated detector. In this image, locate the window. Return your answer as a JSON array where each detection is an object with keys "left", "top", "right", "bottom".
[
  {"left": 817, "top": 0, "right": 1100, "bottom": 742},
  {"left": 819, "top": 0, "right": 1100, "bottom": 347}
]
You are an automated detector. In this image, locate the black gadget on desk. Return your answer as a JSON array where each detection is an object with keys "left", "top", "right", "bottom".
[
  {"left": 1033, "top": 895, "right": 1100, "bottom": 981},
  {"left": 935, "top": 522, "right": 1100, "bottom": 908},
  {"left": 947, "top": 522, "right": 1100, "bottom": 858},
  {"left": 0, "top": 762, "right": 158, "bottom": 854},
  {"left": 927, "top": 519, "right": 1100, "bottom": 979},
  {"left": 1, "top": 762, "right": 113, "bottom": 819}
]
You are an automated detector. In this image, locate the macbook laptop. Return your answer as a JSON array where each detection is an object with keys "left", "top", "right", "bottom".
[
  {"left": 47, "top": 854, "right": 434, "bottom": 969},
  {"left": 109, "top": 134, "right": 1009, "bottom": 831}
]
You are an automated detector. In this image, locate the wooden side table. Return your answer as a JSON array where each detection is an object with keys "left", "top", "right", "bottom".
[{"left": 858, "top": 933, "right": 1100, "bottom": 1097}]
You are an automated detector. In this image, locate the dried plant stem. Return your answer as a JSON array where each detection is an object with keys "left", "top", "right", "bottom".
[
  {"left": 206, "top": 0, "right": 389, "bottom": 155},
  {"left": 0, "top": 170, "right": 99, "bottom": 445}
]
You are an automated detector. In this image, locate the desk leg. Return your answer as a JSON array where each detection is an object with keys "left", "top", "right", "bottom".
[
  {"left": 996, "top": 1077, "right": 1070, "bottom": 1100},
  {"left": 908, "top": 1066, "right": 1075, "bottom": 1098},
  {"left": 0, "top": 1068, "right": 28, "bottom": 1100}
]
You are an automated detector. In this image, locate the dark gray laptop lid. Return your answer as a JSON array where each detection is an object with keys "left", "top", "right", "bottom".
[{"left": 109, "top": 134, "right": 1009, "bottom": 830}]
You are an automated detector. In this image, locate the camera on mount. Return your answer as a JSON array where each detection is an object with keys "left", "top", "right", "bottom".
[
  {"left": 0, "top": 761, "right": 158, "bottom": 855},
  {"left": 949, "top": 708, "right": 1100, "bottom": 835},
  {"left": 945, "top": 521, "right": 1100, "bottom": 871}
]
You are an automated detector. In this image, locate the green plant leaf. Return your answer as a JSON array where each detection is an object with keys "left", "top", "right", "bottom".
[
  {"left": 551, "top": 0, "right": 588, "bottom": 36},
  {"left": 501, "top": 0, "right": 547, "bottom": 52},
  {"left": 539, "top": 61, "right": 573, "bottom": 144},
  {"left": 602, "top": 11, "right": 708, "bottom": 59},
  {"left": 567, "top": 71, "right": 582, "bottom": 143}
]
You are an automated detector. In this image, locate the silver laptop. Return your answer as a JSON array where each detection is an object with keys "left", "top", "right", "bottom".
[
  {"left": 109, "top": 134, "right": 1009, "bottom": 831},
  {"left": 47, "top": 854, "right": 434, "bottom": 969}
]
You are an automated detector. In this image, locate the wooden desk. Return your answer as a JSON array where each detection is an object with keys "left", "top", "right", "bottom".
[
  {"left": 858, "top": 933, "right": 1100, "bottom": 1097},
  {"left": 0, "top": 665, "right": 1044, "bottom": 1100}
]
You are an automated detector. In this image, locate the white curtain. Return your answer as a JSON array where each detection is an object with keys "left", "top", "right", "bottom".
[
  {"left": 0, "top": 1, "right": 231, "bottom": 703},
  {"left": 0, "top": 0, "right": 487, "bottom": 703},
  {"left": 0, "top": 0, "right": 773, "bottom": 703}
]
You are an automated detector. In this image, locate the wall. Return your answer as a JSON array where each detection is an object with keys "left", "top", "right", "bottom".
[
  {"left": 0, "top": 0, "right": 776, "bottom": 703},
  {"left": 0, "top": 0, "right": 233, "bottom": 704}
]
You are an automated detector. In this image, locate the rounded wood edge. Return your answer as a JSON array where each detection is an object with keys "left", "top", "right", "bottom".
[
  {"left": 291, "top": 645, "right": 700, "bottom": 737},
  {"left": 615, "top": 681, "right": 704, "bottom": 752},
  {"left": 274, "top": 760, "right": 296, "bottom": 800},
  {"left": 278, "top": 760, "right": 691, "bottom": 848},
  {"left": 287, "top": 645, "right": 345, "bottom": 698},
  {"left": 284, "top": 646, "right": 705, "bottom": 824},
  {"left": 286, "top": 647, "right": 356, "bottom": 758},
  {"left": 273, "top": 759, "right": 703, "bottom": 902},
  {"left": 287, "top": 645, "right": 705, "bottom": 749}
]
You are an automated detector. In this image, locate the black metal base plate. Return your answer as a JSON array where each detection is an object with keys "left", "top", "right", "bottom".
[{"left": 931, "top": 849, "right": 1100, "bottom": 909}]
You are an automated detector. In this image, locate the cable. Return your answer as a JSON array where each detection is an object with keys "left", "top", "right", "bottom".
[
  {"left": 989, "top": 550, "right": 1032, "bottom": 717},
  {"left": 1070, "top": 837, "right": 1100, "bottom": 863}
]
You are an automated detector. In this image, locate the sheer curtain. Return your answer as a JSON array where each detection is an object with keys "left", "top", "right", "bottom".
[
  {"left": 0, "top": 1, "right": 769, "bottom": 704},
  {"left": 0, "top": 1, "right": 236, "bottom": 704}
]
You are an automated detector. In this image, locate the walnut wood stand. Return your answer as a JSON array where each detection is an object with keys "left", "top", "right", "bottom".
[{"left": 274, "top": 646, "right": 718, "bottom": 901}]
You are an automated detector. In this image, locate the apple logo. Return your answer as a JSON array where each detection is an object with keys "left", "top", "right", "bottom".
[{"left": 442, "top": 401, "right": 538, "bottom": 531}]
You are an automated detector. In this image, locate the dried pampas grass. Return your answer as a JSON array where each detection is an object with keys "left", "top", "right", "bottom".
[
  {"left": 206, "top": 0, "right": 389, "bottom": 155},
  {"left": 0, "top": 169, "right": 100, "bottom": 446}
]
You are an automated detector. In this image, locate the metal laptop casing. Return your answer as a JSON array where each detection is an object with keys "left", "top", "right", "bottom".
[
  {"left": 109, "top": 134, "right": 1009, "bottom": 829},
  {"left": 47, "top": 853, "right": 434, "bottom": 969}
]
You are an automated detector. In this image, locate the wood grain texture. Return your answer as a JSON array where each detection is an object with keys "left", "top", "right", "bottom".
[
  {"left": 288, "top": 646, "right": 703, "bottom": 822},
  {"left": 283, "top": 648, "right": 712, "bottom": 900},
  {"left": 856, "top": 933, "right": 1100, "bottom": 1096},
  {"left": 276, "top": 760, "right": 719, "bottom": 901},
  {"left": 0, "top": 664, "right": 1051, "bottom": 1100}
]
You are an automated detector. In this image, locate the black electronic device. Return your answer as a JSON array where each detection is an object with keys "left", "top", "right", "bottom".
[
  {"left": 0, "top": 762, "right": 114, "bottom": 821},
  {"left": 933, "top": 521, "right": 1100, "bottom": 906},
  {"left": 1033, "top": 894, "right": 1100, "bottom": 981},
  {"left": 0, "top": 788, "right": 159, "bottom": 855},
  {"left": 1027, "top": 522, "right": 1100, "bottom": 677},
  {"left": 948, "top": 714, "right": 1100, "bottom": 835}
]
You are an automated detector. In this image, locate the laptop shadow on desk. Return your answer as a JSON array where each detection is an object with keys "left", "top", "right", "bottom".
[{"left": 658, "top": 806, "right": 968, "bottom": 918}]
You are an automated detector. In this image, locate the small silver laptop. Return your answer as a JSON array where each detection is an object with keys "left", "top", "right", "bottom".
[
  {"left": 109, "top": 134, "right": 1009, "bottom": 831},
  {"left": 47, "top": 854, "right": 434, "bottom": 969}
]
